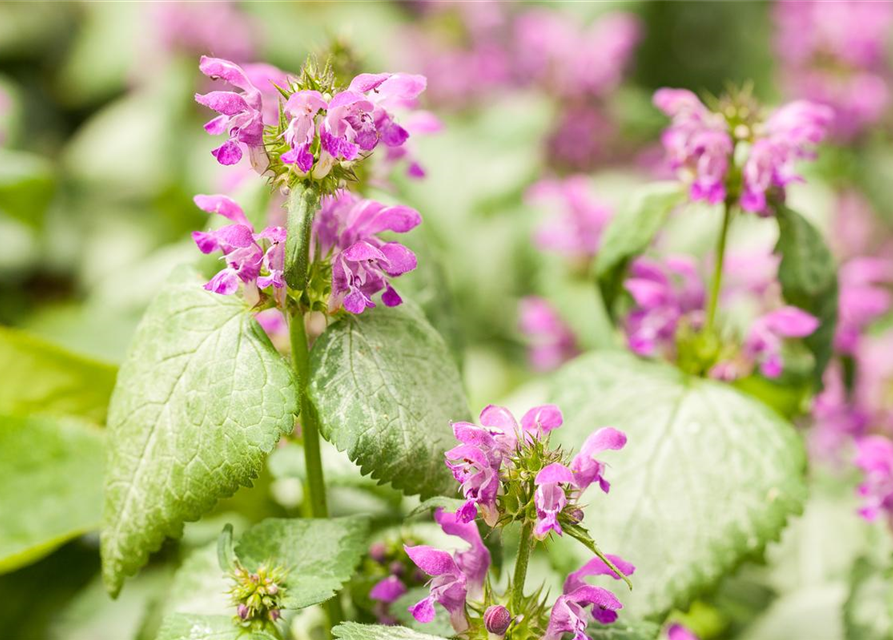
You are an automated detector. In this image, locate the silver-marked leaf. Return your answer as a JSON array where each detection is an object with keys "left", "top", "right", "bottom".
[
  {"left": 0, "top": 414, "right": 104, "bottom": 573},
  {"left": 235, "top": 516, "right": 368, "bottom": 610},
  {"left": 333, "top": 622, "right": 448, "bottom": 640},
  {"left": 550, "top": 351, "right": 807, "bottom": 619},
  {"left": 844, "top": 555, "right": 893, "bottom": 640},
  {"left": 0, "top": 326, "right": 117, "bottom": 423},
  {"left": 308, "top": 302, "right": 470, "bottom": 499},
  {"left": 157, "top": 614, "right": 277, "bottom": 640},
  {"left": 101, "top": 268, "right": 298, "bottom": 596}
]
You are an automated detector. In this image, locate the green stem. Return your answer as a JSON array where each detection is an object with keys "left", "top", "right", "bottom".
[
  {"left": 705, "top": 202, "right": 733, "bottom": 335},
  {"left": 511, "top": 520, "right": 535, "bottom": 614},
  {"left": 288, "top": 305, "right": 342, "bottom": 634}
]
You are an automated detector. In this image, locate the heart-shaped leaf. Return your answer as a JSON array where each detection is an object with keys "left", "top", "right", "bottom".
[
  {"left": 308, "top": 302, "right": 470, "bottom": 499},
  {"left": 550, "top": 351, "right": 807, "bottom": 619},
  {"left": 101, "top": 268, "right": 298, "bottom": 596}
]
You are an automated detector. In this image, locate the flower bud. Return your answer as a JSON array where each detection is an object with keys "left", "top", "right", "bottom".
[
  {"left": 389, "top": 560, "right": 405, "bottom": 577},
  {"left": 484, "top": 604, "right": 512, "bottom": 636},
  {"left": 237, "top": 604, "right": 250, "bottom": 620},
  {"left": 369, "top": 542, "right": 387, "bottom": 563}
]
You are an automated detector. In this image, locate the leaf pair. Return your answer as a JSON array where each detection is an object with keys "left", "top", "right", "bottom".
[{"left": 101, "top": 267, "right": 469, "bottom": 595}]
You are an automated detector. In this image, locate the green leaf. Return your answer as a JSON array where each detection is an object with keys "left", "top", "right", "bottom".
[
  {"left": 594, "top": 182, "right": 687, "bottom": 313},
  {"left": 101, "top": 268, "right": 298, "bottom": 596},
  {"left": 234, "top": 516, "right": 368, "bottom": 610},
  {"left": 0, "top": 148, "right": 55, "bottom": 228},
  {"left": 156, "top": 614, "right": 277, "bottom": 640},
  {"left": 0, "top": 414, "right": 104, "bottom": 573},
  {"left": 308, "top": 301, "right": 470, "bottom": 498},
  {"left": 774, "top": 206, "right": 839, "bottom": 385},
  {"left": 844, "top": 556, "right": 893, "bottom": 640},
  {"left": 0, "top": 326, "right": 117, "bottom": 423},
  {"left": 333, "top": 622, "right": 449, "bottom": 640},
  {"left": 164, "top": 542, "right": 230, "bottom": 619},
  {"left": 550, "top": 351, "right": 807, "bottom": 619}
]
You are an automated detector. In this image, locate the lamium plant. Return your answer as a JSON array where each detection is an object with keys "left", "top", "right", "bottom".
[{"left": 11, "top": 6, "right": 890, "bottom": 640}]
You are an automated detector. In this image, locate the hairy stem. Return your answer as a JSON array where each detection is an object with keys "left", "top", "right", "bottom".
[
  {"left": 289, "top": 306, "right": 343, "bottom": 634},
  {"left": 511, "top": 520, "right": 535, "bottom": 614},
  {"left": 705, "top": 202, "right": 733, "bottom": 334}
]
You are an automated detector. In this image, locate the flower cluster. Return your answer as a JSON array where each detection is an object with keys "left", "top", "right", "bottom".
[
  {"left": 363, "top": 538, "right": 428, "bottom": 625},
  {"left": 527, "top": 176, "right": 615, "bottom": 264},
  {"left": 227, "top": 560, "right": 288, "bottom": 627},
  {"left": 312, "top": 190, "right": 420, "bottom": 314},
  {"left": 402, "top": 5, "right": 640, "bottom": 171},
  {"left": 654, "top": 87, "right": 833, "bottom": 216},
  {"left": 854, "top": 435, "right": 893, "bottom": 526},
  {"left": 622, "top": 254, "right": 818, "bottom": 380},
  {"left": 518, "top": 297, "right": 580, "bottom": 373},
  {"left": 773, "top": 1, "right": 893, "bottom": 140},
  {"left": 192, "top": 189, "right": 420, "bottom": 314},
  {"left": 405, "top": 404, "right": 632, "bottom": 638},
  {"left": 196, "top": 55, "right": 429, "bottom": 183},
  {"left": 192, "top": 194, "right": 286, "bottom": 302}
]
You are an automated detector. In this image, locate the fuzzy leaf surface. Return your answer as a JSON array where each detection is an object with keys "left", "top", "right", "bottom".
[
  {"left": 550, "top": 351, "right": 807, "bottom": 619},
  {"left": 308, "top": 302, "right": 469, "bottom": 499},
  {"left": 101, "top": 269, "right": 297, "bottom": 596}
]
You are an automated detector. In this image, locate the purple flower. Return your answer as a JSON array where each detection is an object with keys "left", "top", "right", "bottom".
[
  {"left": 404, "top": 545, "right": 469, "bottom": 632},
  {"left": 623, "top": 256, "right": 705, "bottom": 357},
  {"left": 281, "top": 90, "right": 327, "bottom": 172},
  {"left": 527, "top": 176, "right": 614, "bottom": 262},
  {"left": 809, "top": 363, "right": 867, "bottom": 466},
  {"left": 773, "top": 1, "right": 893, "bottom": 139},
  {"left": 534, "top": 462, "right": 575, "bottom": 539},
  {"left": 854, "top": 435, "right": 893, "bottom": 524},
  {"left": 519, "top": 296, "right": 580, "bottom": 372},
  {"left": 743, "top": 306, "right": 819, "bottom": 378},
  {"left": 563, "top": 554, "right": 635, "bottom": 595},
  {"left": 520, "top": 404, "right": 564, "bottom": 442},
  {"left": 653, "top": 88, "right": 732, "bottom": 205},
  {"left": 191, "top": 194, "right": 285, "bottom": 298},
  {"left": 195, "top": 56, "right": 267, "bottom": 169},
  {"left": 320, "top": 90, "right": 377, "bottom": 162},
  {"left": 543, "top": 586, "right": 624, "bottom": 639},
  {"left": 668, "top": 624, "right": 700, "bottom": 640},
  {"left": 855, "top": 332, "right": 893, "bottom": 433},
  {"left": 570, "top": 427, "right": 627, "bottom": 494},
  {"left": 445, "top": 442, "right": 501, "bottom": 527},
  {"left": 312, "top": 190, "right": 420, "bottom": 314},
  {"left": 835, "top": 258, "right": 893, "bottom": 356},
  {"left": 349, "top": 73, "right": 427, "bottom": 148},
  {"left": 370, "top": 575, "right": 407, "bottom": 604},
  {"left": 434, "top": 508, "right": 490, "bottom": 599},
  {"left": 740, "top": 101, "right": 833, "bottom": 216}
]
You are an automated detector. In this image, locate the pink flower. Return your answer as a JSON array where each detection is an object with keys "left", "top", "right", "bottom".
[
  {"left": 543, "top": 586, "right": 624, "bottom": 639},
  {"left": 191, "top": 194, "right": 284, "bottom": 298},
  {"left": 740, "top": 101, "right": 833, "bottom": 216},
  {"left": 281, "top": 91, "right": 327, "bottom": 172},
  {"left": 527, "top": 176, "right": 614, "bottom": 262},
  {"left": 434, "top": 508, "right": 490, "bottom": 600},
  {"left": 835, "top": 257, "right": 893, "bottom": 356},
  {"left": 623, "top": 256, "right": 705, "bottom": 357},
  {"left": 743, "top": 306, "right": 819, "bottom": 378},
  {"left": 653, "top": 88, "right": 732, "bottom": 205},
  {"left": 404, "top": 545, "right": 469, "bottom": 632},
  {"left": 773, "top": 1, "right": 893, "bottom": 139},
  {"left": 563, "top": 554, "right": 635, "bottom": 596},
  {"left": 313, "top": 191, "right": 420, "bottom": 314},
  {"left": 854, "top": 435, "right": 893, "bottom": 524},
  {"left": 534, "top": 463, "right": 575, "bottom": 539},
  {"left": 570, "top": 428, "right": 627, "bottom": 494},
  {"left": 195, "top": 57, "right": 267, "bottom": 169},
  {"left": 519, "top": 297, "right": 580, "bottom": 372},
  {"left": 668, "top": 624, "right": 700, "bottom": 640}
]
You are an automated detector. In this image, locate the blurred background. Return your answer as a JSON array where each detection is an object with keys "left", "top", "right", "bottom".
[{"left": 1, "top": 2, "right": 892, "bottom": 639}]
